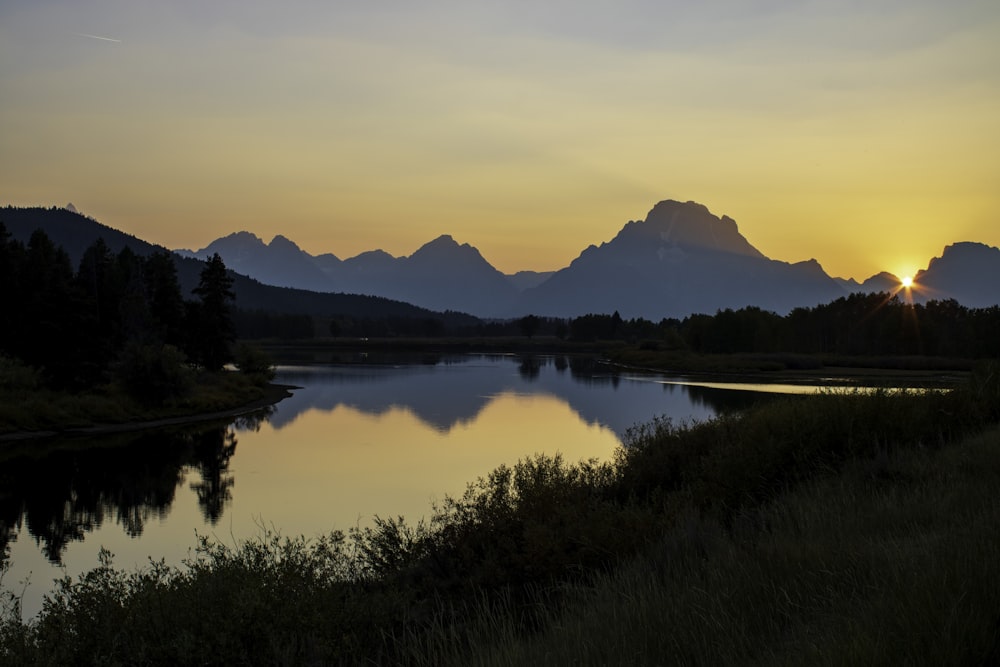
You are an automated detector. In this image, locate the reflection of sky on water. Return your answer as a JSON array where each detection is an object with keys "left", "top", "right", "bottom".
[
  {"left": 3, "top": 354, "right": 792, "bottom": 619},
  {"left": 270, "top": 355, "right": 754, "bottom": 438}
]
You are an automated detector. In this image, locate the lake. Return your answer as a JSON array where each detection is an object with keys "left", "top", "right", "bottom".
[{"left": 2, "top": 353, "right": 824, "bottom": 617}]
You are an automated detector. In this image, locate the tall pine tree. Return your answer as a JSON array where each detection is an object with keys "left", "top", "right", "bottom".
[{"left": 188, "top": 253, "right": 236, "bottom": 371}]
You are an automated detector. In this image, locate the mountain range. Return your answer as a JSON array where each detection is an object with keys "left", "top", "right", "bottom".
[
  {"left": 4, "top": 201, "right": 998, "bottom": 322},
  {"left": 175, "top": 199, "right": 1000, "bottom": 319},
  {"left": 176, "top": 232, "right": 527, "bottom": 316}
]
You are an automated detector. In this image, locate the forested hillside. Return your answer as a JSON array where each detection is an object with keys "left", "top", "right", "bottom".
[
  {"left": 0, "top": 221, "right": 238, "bottom": 392},
  {"left": 1, "top": 207, "right": 481, "bottom": 329}
]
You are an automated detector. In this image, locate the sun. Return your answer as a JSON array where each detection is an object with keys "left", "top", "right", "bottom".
[{"left": 901, "top": 275, "right": 913, "bottom": 288}]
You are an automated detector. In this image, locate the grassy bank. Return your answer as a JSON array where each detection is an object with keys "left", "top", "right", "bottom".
[
  {"left": 0, "top": 371, "right": 287, "bottom": 437},
  {"left": 2, "top": 363, "right": 998, "bottom": 665},
  {"left": 436, "top": 425, "right": 1000, "bottom": 666},
  {"left": 608, "top": 347, "right": 973, "bottom": 386}
]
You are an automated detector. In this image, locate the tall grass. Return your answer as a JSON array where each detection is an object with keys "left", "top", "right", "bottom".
[
  {"left": 3, "top": 362, "right": 998, "bottom": 665},
  {"left": 438, "top": 427, "right": 1000, "bottom": 666}
]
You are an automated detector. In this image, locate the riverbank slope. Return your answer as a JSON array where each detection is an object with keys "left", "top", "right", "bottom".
[{"left": 0, "top": 375, "right": 294, "bottom": 442}]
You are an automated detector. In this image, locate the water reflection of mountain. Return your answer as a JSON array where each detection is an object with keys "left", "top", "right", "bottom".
[
  {"left": 682, "top": 383, "right": 776, "bottom": 414},
  {"left": 271, "top": 356, "right": 770, "bottom": 438},
  {"left": 0, "top": 413, "right": 268, "bottom": 565}
]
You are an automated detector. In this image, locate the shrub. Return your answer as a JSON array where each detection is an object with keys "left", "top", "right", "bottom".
[
  {"left": 233, "top": 343, "right": 276, "bottom": 385},
  {"left": 0, "top": 354, "right": 40, "bottom": 391},
  {"left": 114, "top": 342, "right": 194, "bottom": 405}
]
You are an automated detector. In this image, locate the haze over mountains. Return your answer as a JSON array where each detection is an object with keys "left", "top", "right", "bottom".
[{"left": 175, "top": 199, "right": 1000, "bottom": 319}]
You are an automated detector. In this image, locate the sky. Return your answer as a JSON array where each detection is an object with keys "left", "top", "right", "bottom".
[{"left": 1, "top": 0, "right": 998, "bottom": 280}]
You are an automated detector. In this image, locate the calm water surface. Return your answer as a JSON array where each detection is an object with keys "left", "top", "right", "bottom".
[{"left": 2, "top": 354, "right": 798, "bottom": 616}]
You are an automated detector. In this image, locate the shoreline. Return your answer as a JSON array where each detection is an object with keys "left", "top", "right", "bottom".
[
  {"left": 0, "top": 383, "right": 297, "bottom": 443},
  {"left": 604, "top": 361, "right": 968, "bottom": 388}
]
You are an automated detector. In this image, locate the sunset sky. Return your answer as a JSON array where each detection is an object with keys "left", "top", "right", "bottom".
[{"left": 1, "top": 0, "right": 998, "bottom": 280}]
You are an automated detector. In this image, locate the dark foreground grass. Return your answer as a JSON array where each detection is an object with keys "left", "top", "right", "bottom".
[
  {"left": 2, "top": 363, "right": 998, "bottom": 665},
  {"left": 432, "top": 427, "right": 1000, "bottom": 666}
]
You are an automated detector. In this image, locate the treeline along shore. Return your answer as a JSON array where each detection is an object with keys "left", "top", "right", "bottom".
[
  {"left": 242, "top": 292, "right": 1000, "bottom": 362},
  {"left": 0, "top": 222, "right": 278, "bottom": 435}
]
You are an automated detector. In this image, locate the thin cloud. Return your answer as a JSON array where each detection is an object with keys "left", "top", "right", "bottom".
[{"left": 72, "top": 32, "right": 122, "bottom": 43}]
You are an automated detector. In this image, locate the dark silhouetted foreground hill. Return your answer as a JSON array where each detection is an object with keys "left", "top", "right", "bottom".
[{"left": 1, "top": 206, "right": 479, "bottom": 326}]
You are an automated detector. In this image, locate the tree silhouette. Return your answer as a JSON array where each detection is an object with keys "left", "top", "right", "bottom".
[
  {"left": 518, "top": 314, "right": 541, "bottom": 339},
  {"left": 0, "top": 222, "right": 26, "bottom": 356},
  {"left": 188, "top": 253, "right": 236, "bottom": 371},
  {"left": 76, "top": 238, "right": 126, "bottom": 374},
  {"left": 23, "top": 230, "right": 83, "bottom": 385},
  {"left": 143, "top": 250, "right": 186, "bottom": 346}
]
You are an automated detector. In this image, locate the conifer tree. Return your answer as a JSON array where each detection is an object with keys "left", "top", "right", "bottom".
[{"left": 188, "top": 253, "right": 236, "bottom": 371}]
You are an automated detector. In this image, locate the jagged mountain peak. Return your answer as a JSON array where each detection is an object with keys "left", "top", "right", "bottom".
[
  {"left": 410, "top": 234, "right": 487, "bottom": 265},
  {"left": 837, "top": 271, "right": 903, "bottom": 295},
  {"left": 339, "top": 249, "right": 400, "bottom": 278},
  {"left": 195, "top": 231, "right": 266, "bottom": 258},
  {"left": 912, "top": 241, "right": 1000, "bottom": 307},
  {"left": 347, "top": 248, "right": 397, "bottom": 262},
  {"left": 568, "top": 200, "right": 765, "bottom": 273},
  {"left": 218, "top": 230, "right": 263, "bottom": 244},
  {"left": 917, "top": 242, "right": 999, "bottom": 279},
  {"left": 523, "top": 199, "right": 846, "bottom": 319},
  {"left": 789, "top": 258, "right": 831, "bottom": 278},
  {"left": 313, "top": 251, "right": 342, "bottom": 265},
  {"left": 417, "top": 234, "right": 471, "bottom": 251},
  {"left": 929, "top": 241, "right": 997, "bottom": 263},
  {"left": 634, "top": 199, "right": 765, "bottom": 258},
  {"left": 268, "top": 234, "right": 304, "bottom": 252}
]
